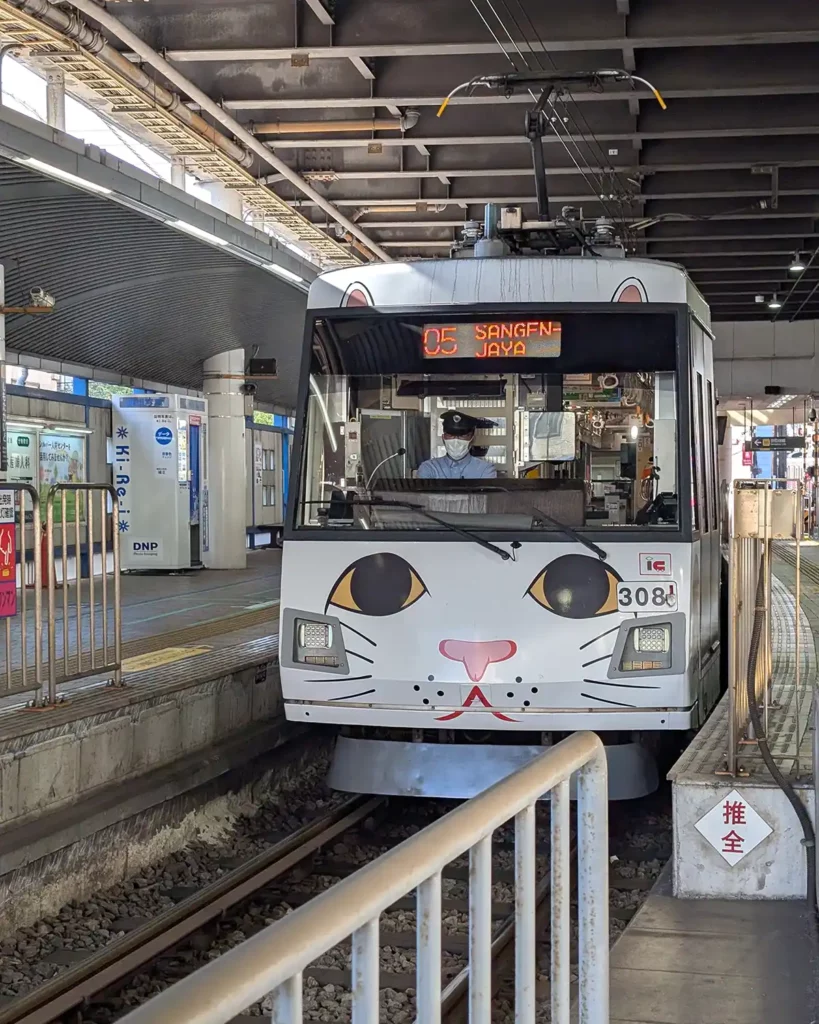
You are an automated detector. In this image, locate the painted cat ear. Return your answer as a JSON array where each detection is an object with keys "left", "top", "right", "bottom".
[
  {"left": 341, "top": 282, "right": 373, "bottom": 307},
  {"left": 327, "top": 552, "right": 427, "bottom": 616},
  {"left": 526, "top": 553, "right": 621, "bottom": 618},
  {"left": 613, "top": 278, "right": 647, "bottom": 303}
]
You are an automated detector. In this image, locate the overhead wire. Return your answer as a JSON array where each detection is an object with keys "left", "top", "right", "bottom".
[
  {"left": 506, "top": 0, "right": 637, "bottom": 237},
  {"left": 479, "top": 0, "right": 620, "bottom": 220},
  {"left": 466, "top": 0, "right": 620, "bottom": 224}
]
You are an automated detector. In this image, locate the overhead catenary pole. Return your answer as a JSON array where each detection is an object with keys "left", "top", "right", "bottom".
[{"left": 61, "top": 0, "right": 391, "bottom": 262}]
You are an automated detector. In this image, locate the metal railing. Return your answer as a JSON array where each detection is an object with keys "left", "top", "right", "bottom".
[
  {"left": 727, "top": 479, "right": 803, "bottom": 775},
  {"left": 46, "top": 483, "right": 122, "bottom": 700},
  {"left": 0, "top": 483, "right": 43, "bottom": 702},
  {"left": 119, "top": 731, "right": 609, "bottom": 1024}
]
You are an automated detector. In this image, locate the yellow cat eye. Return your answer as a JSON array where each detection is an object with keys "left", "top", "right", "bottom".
[
  {"left": 327, "top": 553, "right": 428, "bottom": 617},
  {"left": 527, "top": 554, "right": 621, "bottom": 619}
]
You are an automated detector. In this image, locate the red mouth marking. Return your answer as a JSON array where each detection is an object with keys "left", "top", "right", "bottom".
[{"left": 435, "top": 684, "right": 517, "bottom": 723}]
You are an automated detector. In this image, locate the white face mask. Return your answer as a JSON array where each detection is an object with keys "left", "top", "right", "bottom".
[{"left": 444, "top": 437, "right": 471, "bottom": 461}]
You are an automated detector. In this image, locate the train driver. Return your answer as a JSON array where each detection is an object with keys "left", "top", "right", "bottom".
[{"left": 417, "top": 410, "right": 497, "bottom": 480}]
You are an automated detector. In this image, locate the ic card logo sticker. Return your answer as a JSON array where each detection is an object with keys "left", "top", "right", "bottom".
[
  {"left": 639, "top": 553, "right": 671, "bottom": 576},
  {"left": 613, "top": 278, "right": 647, "bottom": 303}
]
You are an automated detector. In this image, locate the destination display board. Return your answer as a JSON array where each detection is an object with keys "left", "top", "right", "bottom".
[{"left": 422, "top": 320, "right": 562, "bottom": 359}]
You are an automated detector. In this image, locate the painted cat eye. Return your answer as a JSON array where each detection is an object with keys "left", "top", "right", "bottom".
[
  {"left": 527, "top": 553, "right": 621, "bottom": 619},
  {"left": 327, "top": 553, "right": 428, "bottom": 617}
]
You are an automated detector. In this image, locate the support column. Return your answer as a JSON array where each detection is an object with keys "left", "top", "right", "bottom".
[
  {"left": 45, "top": 69, "right": 65, "bottom": 131},
  {"left": 203, "top": 349, "right": 246, "bottom": 569},
  {"left": 206, "top": 181, "right": 242, "bottom": 219},
  {"left": 170, "top": 155, "right": 186, "bottom": 190}
]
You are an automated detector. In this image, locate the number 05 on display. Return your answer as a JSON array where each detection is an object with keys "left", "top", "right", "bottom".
[{"left": 617, "top": 581, "right": 678, "bottom": 612}]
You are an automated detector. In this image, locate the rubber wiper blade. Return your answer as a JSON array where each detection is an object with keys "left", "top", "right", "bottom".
[
  {"left": 354, "top": 498, "right": 512, "bottom": 562},
  {"left": 530, "top": 506, "right": 608, "bottom": 561}
]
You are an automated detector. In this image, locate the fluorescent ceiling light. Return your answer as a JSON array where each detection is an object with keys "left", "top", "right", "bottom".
[
  {"left": 16, "top": 157, "right": 112, "bottom": 195},
  {"left": 263, "top": 262, "right": 305, "bottom": 284},
  {"left": 170, "top": 220, "right": 229, "bottom": 246}
]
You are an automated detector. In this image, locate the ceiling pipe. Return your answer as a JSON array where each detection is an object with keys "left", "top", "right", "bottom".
[
  {"left": 56, "top": 0, "right": 391, "bottom": 262},
  {"left": 12, "top": 0, "right": 253, "bottom": 168},
  {"left": 254, "top": 118, "right": 404, "bottom": 135}
]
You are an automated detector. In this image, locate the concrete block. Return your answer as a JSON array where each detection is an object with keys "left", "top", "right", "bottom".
[
  {"left": 132, "top": 702, "right": 181, "bottom": 771},
  {"left": 773, "top": 320, "right": 816, "bottom": 358},
  {"left": 730, "top": 359, "right": 772, "bottom": 395},
  {"left": 673, "top": 781, "right": 814, "bottom": 898},
  {"left": 251, "top": 663, "right": 281, "bottom": 721},
  {"left": 0, "top": 753, "right": 20, "bottom": 823},
  {"left": 79, "top": 717, "right": 134, "bottom": 791},
  {"left": 179, "top": 689, "right": 218, "bottom": 753},
  {"left": 17, "top": 734, "right": 80, "bottom": 817},
  {"left": 713, "top": 359, "right": 732, "bottom": 397},
  {"left": 733, "top": 321, "right": 775, "bottom": 359},
  {"left": 711, "top": 322, "right": 735, "bottom": 359},
  {"left": 215, "top": 680, "right": 252, "bottom": 737}
]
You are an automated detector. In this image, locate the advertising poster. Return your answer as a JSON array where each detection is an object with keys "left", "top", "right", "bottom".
[
  {"left": 0, "top": 490, "right": 17, "bottom": 617},
  {"left": 39, "top": 434, "right": 86, "bottom": 522}
]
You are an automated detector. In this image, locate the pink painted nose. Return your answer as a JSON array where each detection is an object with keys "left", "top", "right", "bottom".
[{"left": 439, "top": 639, "right": 517, "bottom": 682}]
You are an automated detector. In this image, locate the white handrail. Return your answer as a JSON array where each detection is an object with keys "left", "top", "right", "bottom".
[{"left": 119, "top": 731, "right": 609, "bottom": 1024}]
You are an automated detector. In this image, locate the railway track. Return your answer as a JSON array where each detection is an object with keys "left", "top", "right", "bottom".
[
  {"left": 0, "top": 791, "right": 670, "bottom": 1023},
  {"left": 0, "top": 795, "right": 383, "bottom": 1024}
]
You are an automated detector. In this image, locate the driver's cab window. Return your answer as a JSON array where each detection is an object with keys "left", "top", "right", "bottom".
[{"left": 300, "top": 369, "right": 678, "bottom": 530}]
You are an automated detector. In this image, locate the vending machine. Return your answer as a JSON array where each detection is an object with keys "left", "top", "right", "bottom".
[{"left": 111, "top": 394, "right": 209, "bottom": 571}]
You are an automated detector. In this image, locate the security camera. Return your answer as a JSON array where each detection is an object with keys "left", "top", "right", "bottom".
[
  {"left": 29, "top": 287, "right": 55, "bottom": 309},
  {"left": 239, "top": 381, "right": 257, "bottom": 397}
]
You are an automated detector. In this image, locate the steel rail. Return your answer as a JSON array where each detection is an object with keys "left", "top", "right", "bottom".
[{"left": 0, "top": 794, "right": 382, "bottom": 1024}]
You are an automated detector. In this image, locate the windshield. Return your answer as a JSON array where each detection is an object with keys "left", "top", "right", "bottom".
[{"left": 295, "top": 310, "right": 680, "bottom": 533}]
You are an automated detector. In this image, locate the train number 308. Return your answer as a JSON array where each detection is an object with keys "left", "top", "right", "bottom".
[{"left": 617, "top": 581, "right": 677, "bottom": 612}]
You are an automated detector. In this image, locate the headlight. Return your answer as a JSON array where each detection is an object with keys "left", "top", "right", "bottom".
[
  {"left": 297, "top": 621, "right": 333, "bottom": 649},
  {"left": 633, "top": 625, "right": 670, "bottom": 654},
  {"left": 620, "top": 623, "right": 672, "bottom": 671},
  {"left": 295, "top": 618, "right": 339, "bottom": 666}
]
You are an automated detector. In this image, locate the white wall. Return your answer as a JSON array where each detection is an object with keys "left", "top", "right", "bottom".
[{"left": 714, "top": 320, "right": 819, "bottom": 397}]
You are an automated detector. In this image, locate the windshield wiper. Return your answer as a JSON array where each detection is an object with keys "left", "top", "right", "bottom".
[
  {"left": 354, "top": 498, "right": 512, "bottom": 562},
  {"left": 529, "top": 506, "right": 608, "bottom": 561}
]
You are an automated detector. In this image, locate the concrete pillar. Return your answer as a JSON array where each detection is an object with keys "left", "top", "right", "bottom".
[
  {"left": 45, "top": 70, "right": 65, "bottom": 131},
  {"left": 207, "top": 181, "right": 242, "bottom": 219},
  {"left": 203, "top": 349, "right": 246, "bottom": 569},
  {"left": 170, "top": 156, "right": 186, "bottom": 190}
]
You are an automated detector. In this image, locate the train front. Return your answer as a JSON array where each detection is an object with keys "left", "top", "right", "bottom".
[{"left": 279, "top": 259, "right": 716, "bottom": 800}]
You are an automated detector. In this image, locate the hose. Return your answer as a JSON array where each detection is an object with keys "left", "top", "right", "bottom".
[{"left": 745, "top": 561, "right": 817, "bottom": 917}]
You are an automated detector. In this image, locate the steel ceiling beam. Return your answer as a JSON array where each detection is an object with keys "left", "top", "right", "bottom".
[
  {"left": 301, "top": 0, "right": 334, "bottom": 26},
  {"left": 265, "top": 126, "right": 819, "bottom": 149},
  {"left": 152, "top": 31, "right": 819, "bottom": 62},
  {"left": 212, "top": 82, "right": 819, "bottom": 111}
]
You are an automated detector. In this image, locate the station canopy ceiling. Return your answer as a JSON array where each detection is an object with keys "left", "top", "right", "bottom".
[
  {"left": 87, "top": 0, "right": 819, "bottom": 323},
  {"left": 0, "top": 134, "right": 309, "bottom": 405}
]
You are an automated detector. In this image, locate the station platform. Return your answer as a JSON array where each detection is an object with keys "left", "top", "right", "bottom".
[
  {"left": 0, "top": 549, "right": 285, "bottom": 886},
  {"left": 609, "top": 867, "right": 819, "bottom": 1023},
  {"left": 0, "top": 547, "right": 282, "bottom": 714}
]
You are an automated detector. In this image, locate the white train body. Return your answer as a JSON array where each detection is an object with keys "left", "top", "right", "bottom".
[{"left": 280, "top": 256, "right": 721, "bottom": 799}]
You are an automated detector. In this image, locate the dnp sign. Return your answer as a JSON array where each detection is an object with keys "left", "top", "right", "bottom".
[
  {"left": 133, "top": 542, "right": 159, "bottom": 553},
  {"left": 155, "top": 427, "right": 173, "bottom": 445}
]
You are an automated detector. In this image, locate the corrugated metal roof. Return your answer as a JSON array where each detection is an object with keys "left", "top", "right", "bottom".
[{"left": 0, "top": 158, "right": 307, "bottom": 404}]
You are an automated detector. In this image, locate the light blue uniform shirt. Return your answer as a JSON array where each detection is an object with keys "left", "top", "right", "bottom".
[{"left": 417, "top": 454, "right": 497, "bottom": 480}]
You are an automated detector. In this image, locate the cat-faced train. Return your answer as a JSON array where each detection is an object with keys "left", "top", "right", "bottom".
[{"left": 279, "top": 223, "right": 722, "bottom": 800}]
